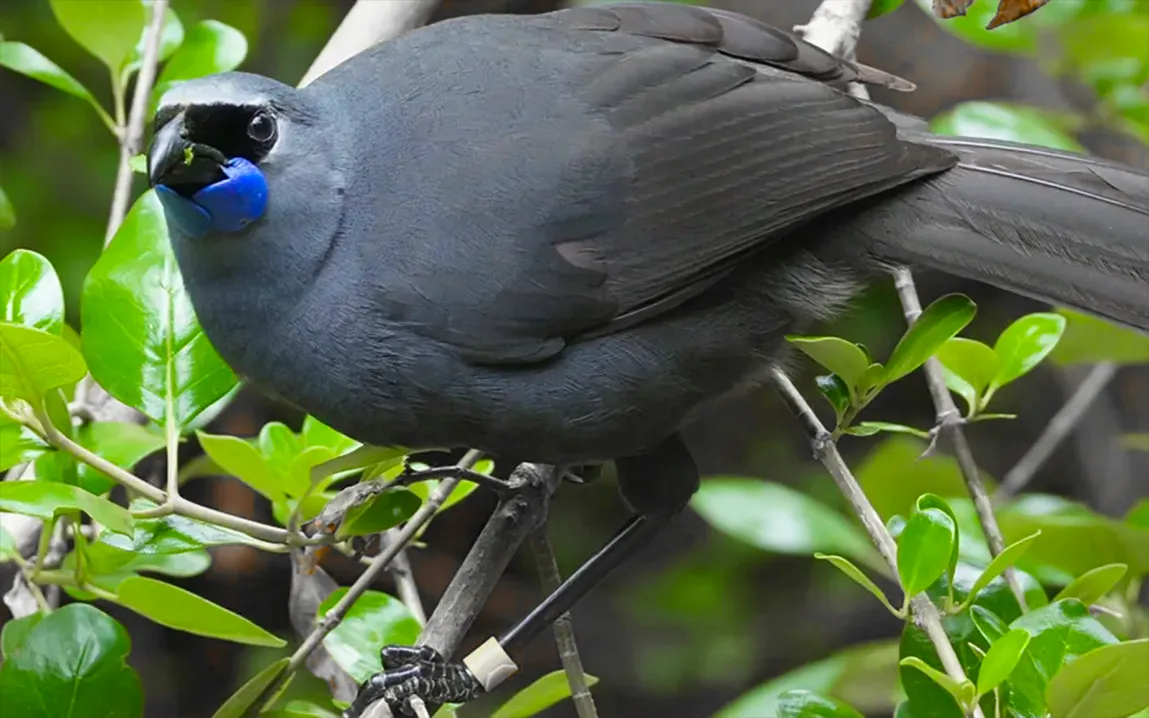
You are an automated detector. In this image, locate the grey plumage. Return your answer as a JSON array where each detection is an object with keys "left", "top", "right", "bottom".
[{"left": 152, "top": 2, "right": 1149, "bottom": 470}]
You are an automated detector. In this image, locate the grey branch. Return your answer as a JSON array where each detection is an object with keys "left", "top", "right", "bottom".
[
  {"left": 996, "top": 362, "right": 1118, "bottom": 500},
  {"left": 891, "top": 267, "right": 1028, "bottom": 612}
]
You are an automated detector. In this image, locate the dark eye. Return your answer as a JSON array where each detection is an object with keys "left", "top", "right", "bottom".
[{"left": 247, "top": 111, "right": 276, "bottom": 143}]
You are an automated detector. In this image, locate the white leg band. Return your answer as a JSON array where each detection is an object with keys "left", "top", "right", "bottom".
[{"left": 462, "top": 637, "right": 518, "bottom": 692}]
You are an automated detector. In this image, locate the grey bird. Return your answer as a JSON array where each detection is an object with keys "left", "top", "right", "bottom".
[{"left": 145, "top": 2, "right": 1149, "bottom": 714}]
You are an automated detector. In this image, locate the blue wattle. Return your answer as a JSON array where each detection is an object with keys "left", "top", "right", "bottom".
[
  {"left": 192, "top": 157, "right": 269, "bottom": 233},
  {"left": 155, "top": 157, "right": 269, "bottom": 239}
]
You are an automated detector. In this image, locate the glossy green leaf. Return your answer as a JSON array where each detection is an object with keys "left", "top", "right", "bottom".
[
  {"left": 776, "top": 690, "right": 865, "bottom": 718},
  {"left": 867, "top": 0, "right": 907, "bottom": 19},
  {"left": 337, "top": 488, "right": 421, "bottom": 537},
  {"left": 916, "top": 494, "right": 960, "bottom": 591},
  {"left": 0, "top": 323, "right": 87, "bottom": 404},
  {"left": 692, "top": 478, "right": 879, "bottom": 566},
  {"left": 1050, "top": 309, "right": 1149, "bottom": 365},
  {"left": 318, "top": 589, "right": 421, "bottom": 683},
  {"left": 490, "top": 669, "right": 601, "bottom": 718},
  {"left": 0, "top": 604, "right": 142, "bottom": 718},
  {"left": 0, "top": 480, "right": 131, "bottom": 535},
  {"left": 913, "top": 0, "right": 1039, "bottom": 53},
  {"left": 211, "top": 657, "right": 289, "bottom": 718},
  {"left": 897, "top": 507, "right": 956, "bottom": 595},
  {"left": 787, "top": 336, "right": 870, "bottom": 389},
  {"left": 196, "top": 431, "right": 281, "bottom": 502},
  {"left": 0, "top": 417, "right": 50, "bottom": 470},
  {"left": 816, "top": 373, "right": 851, "bottom": 420},
  {"left": 936, "top": 338, "right": 998, "bottom": 414},
  {"left": 74, "top": 421, "right": 166, "bottom": 495},
  {"left": 899, "top": 657, "right": 975, "bottom": 710},
  {"left": 48, "top": 0, "right": 146, "bottom": 71},
  {"left": 101, "top": 500, "right": 269, "bottom": 553},
  {"left": 0, "top": 525, "right": 18, "bottom": 560},
  {"left": 1046, "top": 639, "right": 1149, "bottom": 718},
  {"left": 73, "top": 541, "right": 211, "bottom": 586},
  {"left": 931, "top": 102, "right": 1084, "bottom": 151},
  {"left": 856, "top": 437, "right": 995, "bottom": 521},
  {"left": 977, "top": 629, "right": 1030, "bottom": 697},
  {"left": 715, "top": 640, "right": 900, "bottom": 718},
  {"left": 884, "top": 294, "right": 976, "bottom": 383},
  {"left": 261, "top": 701, "right": 341, "bottom": 718},
  {"left": 1126, "top": 500, "right": 1149, "bottom": 528},
  {"left": 1008, "top": 599, "right": 1119, "bottom": 709},
  {"left": 302, "top": 415, "right": 359, "bottom": 455},
  {"left": 125, "top": 3, "right": 183, "bottom": 75},
  {"left": 1052, "top": 563, "right": 1127, "bottom": 606},
  {"left": 844, "top": 421, "right": 929, "bottom": 439},
  {"left": 115, "top": 575, "right": 284, "bottom": 647},
  {"left": 1, "top": 249, "right": 63, "bottom": 334},
  {"left": 989, "top": 313, "right": 1065, "bottom": 394},
  {"left": 815, "top": 554, "right": 900, "bottom": 616},
  {"left": 153, "top": 20, "right": 248, "bottom": 102},
  {"left": 81, "top": 191, "right": 238, "bottom": 430},
  {"left": 960, "top": 531, "right": 1040, "bottom": 609},
  {"left": 1, "top": 613, "right": 42, "bottom": 656},
  {"left": 0, "top": 41, "right": 105, "bottom": 119},
  {"left": 0, "top": 185, "right": 13, "bottom": 230}
]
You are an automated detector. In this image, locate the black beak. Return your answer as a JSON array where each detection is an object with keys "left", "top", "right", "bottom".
[{"left": 147, "top": 111, "right": 228, "bottom": 195}]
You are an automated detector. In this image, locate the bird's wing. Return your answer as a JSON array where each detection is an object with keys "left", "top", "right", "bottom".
[{"left": 357, "top": 2, "right": 955, "bottom": 365}]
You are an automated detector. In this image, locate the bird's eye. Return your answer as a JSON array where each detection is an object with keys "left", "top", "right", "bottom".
[{"left": 247, "top": 111, "right": 276, "bottom": 144}]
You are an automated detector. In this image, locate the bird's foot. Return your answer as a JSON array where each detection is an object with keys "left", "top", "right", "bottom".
[{"left": 342, "top": 645, "right": 483, "bottom": 718}]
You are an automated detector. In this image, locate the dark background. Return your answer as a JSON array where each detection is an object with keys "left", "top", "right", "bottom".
[{"left": 1, "top": 1, "right": 1146, "bottom": 716}]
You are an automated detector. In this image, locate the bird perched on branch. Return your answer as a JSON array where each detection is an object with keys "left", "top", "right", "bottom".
[{"left": 147, "top": 2, "right": 1149, "bottom": 714}]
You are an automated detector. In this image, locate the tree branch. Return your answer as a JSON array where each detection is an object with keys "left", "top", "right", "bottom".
[{"left": 891, "top": 268, "right": 1028, "bottom": 611}]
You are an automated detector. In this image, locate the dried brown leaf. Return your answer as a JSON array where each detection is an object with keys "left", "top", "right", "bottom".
[
  {"left": 987, "top": 0, "right": 1051, "bottom": 28},
  {"left": 934, "top": 0, "right": 976, "bottom": 19}
]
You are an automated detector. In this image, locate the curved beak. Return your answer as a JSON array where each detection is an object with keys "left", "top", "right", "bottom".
[{"left": 147, "top": 111, "right": 228, "bottom": 194}]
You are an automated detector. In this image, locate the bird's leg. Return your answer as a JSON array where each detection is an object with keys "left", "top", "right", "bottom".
[{"left": 343, "top": 435, "right": 698, "bottom": 718}]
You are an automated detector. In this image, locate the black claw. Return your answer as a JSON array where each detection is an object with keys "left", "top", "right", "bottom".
[{"left": 344, "top": 645, "right": 483, "bottom": 718}]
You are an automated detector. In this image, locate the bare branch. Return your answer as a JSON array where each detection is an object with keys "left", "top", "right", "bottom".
[
  {"left": 299, "top": 0, "right": 442, "bottom": 88},
  {"left": 996, "top": 362, "right": 1118, "bottom": 500},
  {"left": 795, "top": 0, "right": 873, "bottom": 99},
  {"left": 770, "top": 368, "right": 983, "bottom": 716},
  {"left": 891, "top": 268, "right": 1028, "bottom": 611}
]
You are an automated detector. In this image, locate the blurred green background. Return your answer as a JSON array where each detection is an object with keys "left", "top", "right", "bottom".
[{"left": 1, "top": 1, "right": 1147, "bottom": 717}]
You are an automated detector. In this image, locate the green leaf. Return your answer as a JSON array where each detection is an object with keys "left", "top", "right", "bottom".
[
  {"left": 0, "top": 41, "right": 105, "bottom": 120},
  {"left": 916, "top": 494, "right": 960, "bottom": 592},
  {"left": 856, "top": 437, "right": 995, "bottom": 521},
  {"left": 815, "top": 554, "right": 900, "bottom": 616},
  {"left": 337, "top": 488, "right": 421, "bottom": 537},
  {"left": 913, "top": 0, "right": 1038, "bottom": 53},
  {"left": 101, "top": 500, "right": 270, "bottom": 553},
  {"left": 787, "top": 336, "right": 871, "bottom": 390},
  {"left": 1009, "top": 599, "right": 1119, "bottom": 709},
  {"left": 715, "top": 640, "right": 900, "bottom": 718},
  {"left": 930, "top": 102, "right": 1084, "bottom": 151},
  {"left": 115, "top": 575, "right": 284, "bottom": 647},
  {"left": 0, "top": 604, "right": 142, "bottom": 718},
  {"left": 961, "top": 531, "right": 1040, "bottom": 609},
  {"left": 196, "top": 431, "right": 281, "bottom": 502},
  {"left": 897, "top": 507, "right": 956, "bottom": 595},
  {"left": 74, "top": 421, "right": 166, "bottom": 495},
  {"left": 816, "top": 373, "right": 851, "bottom": 421},
  {"left": 1, "top": 613, "right": 43, "bottom": 656},
  {"left": 301, "top": 415, "right": 359, "bottom": 455},
  {"left": 1124, "top": 434, "right": 1149, "bottom": 453},
  {"left": 1052, "top": 563, "right": 1128, "bottom": 606},
  {"left": 1050, "top": 309, "right": 1149, "bottom": 365},
  {"left": 1, "top": 249, "right": 64, "bottom": 335},
  {"left": 153, "top": 20, "right": 248, "bottom": 102},
  {"left": 211, "top": 657, "right": 289, "bottom": 718},
  {"left": 0, "top": 417, "right": 50, "bottom": 471},
  {"left": 976, "top": 629, "right": 1031, "bottom": 697},
  {"left": 845, "top": 421, "right": 930, "bottom": 439},
  {"left": 48, "top": 0, "right": 146, "bottom": 71},
  {"left": 318, "top": 588, "right": 421, "bottom": 683},
  {"left": 989, "top": 313, "right": 1066, "bottom": 394},
  {"left": 899, "top": 657, "right": 975, "bottom": 711},
  {"left": 0, "top": 323, "right": 87, "bottom": 404},
  {"left": 936, "top": 338, "right": 998, "bottom": 414},
  {"left": 124, "top": 3, "right": 183, "bottom": 75},
  {"left": 1045, "top": 639, "right": 1149, "bottom": 718},
  {"left": 0, "top": 480, "right": 132, "bottom": 535},
  {"left": 81, "top": 191, "right": 238, "bottom": 430},
  {"left": 490, "top": 669, "right": 601, "bottom": 718},
  {"left": 691, "top": 478, "right": 879, "bottom": 566},
  {"left": 867, "top": 0, "right": 907, "bottom": 20},
  {"left": 0, "top": 525, "right": 18, "bottom": 560},
  {"left": 776, "top": 690, "right": 865, "bottom": 718},
  {"left": 884, "top": 294, "right": 976, "bottom": 384},
  {"left": 261, "top": 701, "right": 342, "bottom": 718}
]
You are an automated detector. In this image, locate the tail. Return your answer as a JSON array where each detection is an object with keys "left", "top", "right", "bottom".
[{"left": 824, "top": 128, "right": 1149, "bottom": 331}]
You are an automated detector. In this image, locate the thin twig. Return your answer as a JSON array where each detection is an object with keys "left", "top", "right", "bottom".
[
  {"left": 529, "top": 530, "right": 597, "bottom": 718},
  {"left": 996, "top": 362, "right": 1118, "bottom": 501},
  {"left": 891, "top": 268, "right": 1028, "bottom": 612},
  {"left": 386, "top": 528, "right": 427, "bottom": 625},
  {"left": 770, "top": 368, "right": 983, "bottom": 717},
  {"left": 105, "top": 0, "right": 168, "bottom": 244},
  {"left": 794, "top": 0, "right": 873, "bottom": 99}
]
